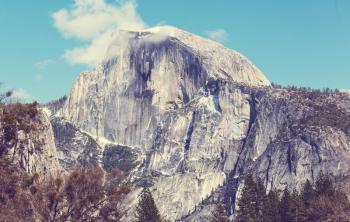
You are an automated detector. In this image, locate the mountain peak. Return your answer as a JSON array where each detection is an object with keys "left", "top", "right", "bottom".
[
  {"left": 142, "top": 25, "right": 185, "bottom": 35},
  {"left": 114, "top": 25, "right": 270, "bottom": 87}
]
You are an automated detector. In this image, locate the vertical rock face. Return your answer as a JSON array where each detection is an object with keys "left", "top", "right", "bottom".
[
  {"left": 51, "top": 26, "right": 350, "bottom": 221},
  {"left": 22, "top": 110, "right": 61, "bottom": 177},
  {"left": 31, "top": 110, "right": 61, "bottom": 177},
  {"left": 61, "top": 26, "right": 270, "bottom": 150}
]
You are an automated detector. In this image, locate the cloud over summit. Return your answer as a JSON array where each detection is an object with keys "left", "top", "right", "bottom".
[{"left": 52, "top": 0, "right": 147, "bottom": 66}]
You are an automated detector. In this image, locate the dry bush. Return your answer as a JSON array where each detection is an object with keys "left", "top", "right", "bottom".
[
  {"left": 33, "top": 164, "right": 130, "bottom": 222},
  {"left": 0, "top": 158, "right": 36, "bottom": 222},
  {"left": 0, "top": 102, "right": 40, "bottom": 156},
  {"left": 0, "top": 157, "right": 130, "bottom": 222}
]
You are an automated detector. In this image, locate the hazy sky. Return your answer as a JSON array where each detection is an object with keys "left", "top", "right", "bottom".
[{"left": 1, "top": 0, "right": 350, "bottom": 102}]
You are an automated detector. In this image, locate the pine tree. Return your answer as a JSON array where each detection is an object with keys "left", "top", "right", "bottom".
[
  {"left": 301, "top": 179, "right": 315, "bottom": 207},
  {"left": 211, "top": 203, "right": 230, "bottom": 222},
  {"left": 235, "top": 174, "right": 350, "bottom": 222},
  {"left": 255, "top": 177, "right": 267, "bottom": 221},
  {"left": 135, "top": 188, "right": 163, "bottom": 222},
  {"left": 290, "top": 188, "right": 308, "bottom": 222},
  {"left": 315, "top": 172, "right": 334, "bottom": 197},
  {"left": 263, "top": 189, "right": 280, "bottom": 222},
  {"left": 279, "top": 188, "right": 293, "bottom": 222},
  {"left": 301, "top": 178, "right": 315, "bottom": 221},
  {"left": 236, "top": 173, "right": 259, "bottom": 222}
]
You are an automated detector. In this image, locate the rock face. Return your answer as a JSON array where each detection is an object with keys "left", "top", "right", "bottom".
[
  {"left": 49, "top": 26, "right": 350, "bottom": 221},
  {"left": 51, "top": 117, "right": 102, "bottom": 170},
  {"left": 238, "top": 89, "right": 350, "bottom": 192},
  {"left": 222, "top": 89, "right": 350, "bottom": 217},
  {"left": 60, "top": 26, "right": 269, "bottom": 149},
  {"left": 0, "top": 105, "right": 61, "bottom": 177}
]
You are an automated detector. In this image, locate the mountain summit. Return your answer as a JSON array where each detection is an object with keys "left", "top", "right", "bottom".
[
  {"left": 60, "top": 26, "right": 269, "bottom": 148},
  {"left": 40, "top": 26, "right": 350, "bottom": 221}
]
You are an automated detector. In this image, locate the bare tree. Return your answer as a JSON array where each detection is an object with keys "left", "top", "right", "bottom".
[
  {"left": 0, "top": 157, "right": 36, "bottom": 222},
  {"left": 34, "top": 165, "right": 130, "bottom": 222}
]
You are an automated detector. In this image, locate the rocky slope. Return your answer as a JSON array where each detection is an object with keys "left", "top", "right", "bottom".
[
  {"left": 44, "top": 26, "right": 350, "bottom": 221},
  {"left": 0, "top": 104, "right": 61, "bottom": 177}
]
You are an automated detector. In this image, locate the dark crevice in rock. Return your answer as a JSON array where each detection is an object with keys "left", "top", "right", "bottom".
[
  {"left": 287, "top": 144, "right": 297, "bottom": 175},
  {"left": 180, "top": 84, "right": 190, "bottom": 105},
  {"left": 184, "top": 111, "right": 196, "bottom": 160},
  {"left": 265, "top": 149, "right": 273, "bottom": 185},
  {"left": 246, "top": 95, "right": 258, "bottom": 134},
  {"left": 212, "top": 95, "right": 222, "bottom": 113},
  {"left": 206, "top": 79, "right": 222, "bottom": 113},
  {"left": 310, "top": 140, "right": 322, "bottom": 164},
  {"left": 300, "top": 134, "right": 322, "bottom": 163}
]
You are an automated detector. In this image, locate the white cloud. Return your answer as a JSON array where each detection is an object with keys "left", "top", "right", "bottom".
[
  {"left": 11, "top": 89, "right": 34, "bottom": 102},
  {"left": 52, "top": 0, "right": 147, "bottom": 66},
  {"left": 205, "top": 29, "right": 228, "bottom": 43},
  {"left": 340, "top": 89, "right": 350, "bottom": 94},
  {"left": 35, "top": 59, "right": 54, "bottom": 70}
]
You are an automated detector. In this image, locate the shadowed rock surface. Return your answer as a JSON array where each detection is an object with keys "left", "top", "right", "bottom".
[
  {"left": 51, "top": 117, "right": 102, "bottom": 170},
  {"left": 103, "top": 144, "right": 141, "bottom": 173}
]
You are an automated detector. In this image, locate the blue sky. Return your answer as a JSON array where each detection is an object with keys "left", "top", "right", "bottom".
[{"left": 0, "top": 0, "right": 349, "bottom": 102}]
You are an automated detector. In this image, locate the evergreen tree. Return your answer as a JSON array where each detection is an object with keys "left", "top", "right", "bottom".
[
  {"left": 235, "top": 173, "right": 350, "bottom": 222},
  {"left": 279, "top": 188, "right": 293, "bottom": 222},
  {"left": 236, "top": 173, "right": 259, "bottom": 222},
  {"left": 315, "top": 172, "right": 334, "bottom": 197},
  {"left": 135, "top": 188, "right": 163, "bottom": 222},
  {"left": 255, "top": 177, "right": 268, "bottom": 221},
  {"left": 301, "top": 179, "right": 315, "bottom": 207},
  {"left": 301, "top": 178, "right": 315, "bottom": 221},
  {"left": 262, "top": 189, "right": 280, "bottom": 222},
  {"left": 211, "top": 203, "right": 230, "bottom": 222},
  {"left": 290, "top": 188, "right": 308, "bottom": 222}
]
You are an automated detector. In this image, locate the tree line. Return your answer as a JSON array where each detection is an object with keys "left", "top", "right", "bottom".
[{"left": 233, "top": 173, "right": 350, "bottom": 222}]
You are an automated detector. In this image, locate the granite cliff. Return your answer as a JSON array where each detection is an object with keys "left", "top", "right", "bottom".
[{"left": 41, "top": 26, "right": 350, "bottom": 221}]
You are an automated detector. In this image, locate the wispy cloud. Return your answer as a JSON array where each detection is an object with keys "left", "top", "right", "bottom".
[
  {"left": 35, "top": 59, "right": 54, "bottom": 82},
  {"left": 205, "top": 29, "right": 228, "bottom": 44},
  {"left": 11, "top": 88, "right": 34, "bottom": 102},
  {"left": 340, "top": 89, "right": 350, "bottom": 94},
  {"left": 35, "top": 59, "right": 54, "bottom": 70},
  {"left": 52, "top": 0, "right": 147, "bottom": 66}
]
